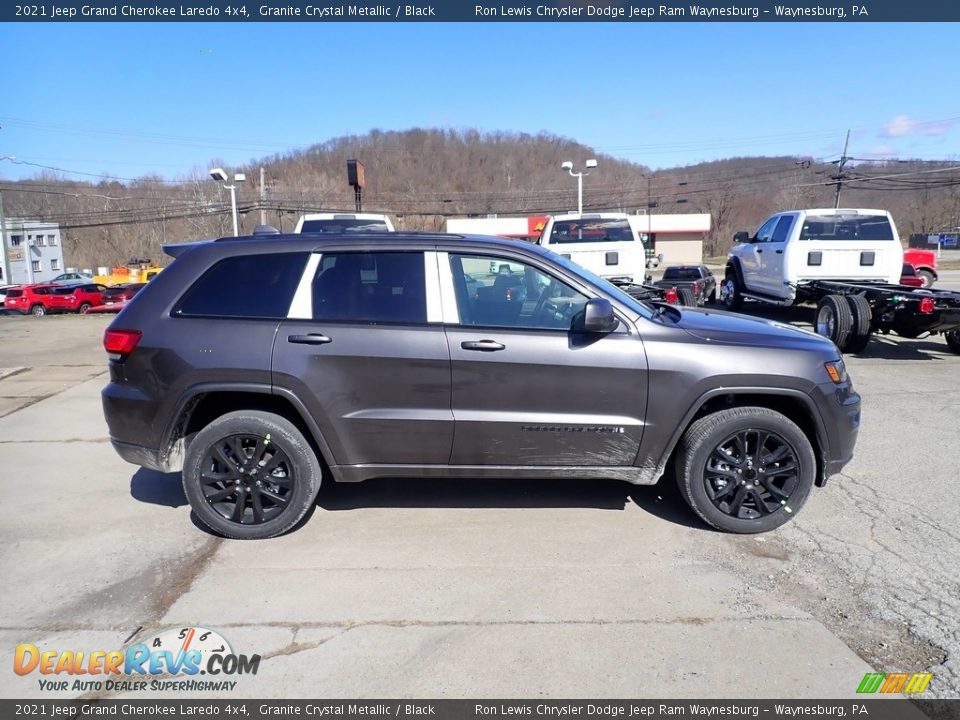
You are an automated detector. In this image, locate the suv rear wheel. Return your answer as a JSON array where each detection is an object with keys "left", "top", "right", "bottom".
[
  {"left": 182, "top": 410, "right": 322, "bottom": 539},
  {"left": 676, "top": 407, "right": 816, "bottom": 533},
  {"left": 31, "top": 304, "right": 47, "bottom": 317}
]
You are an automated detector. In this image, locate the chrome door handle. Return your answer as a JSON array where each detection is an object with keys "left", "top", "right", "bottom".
[
  {"left": 288, "top": 333, "right": 332, "bottom": 345},
  {"left": 461, "top": 340, "right": 505, "bottom": 352}
]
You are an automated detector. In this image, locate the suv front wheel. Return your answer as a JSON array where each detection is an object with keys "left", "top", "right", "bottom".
[
  {"left": 676, "top": 407, "right": 816, "bottom": 533},
  {"left": 182, "top": 410, "right": 322, "bottom": 539}
]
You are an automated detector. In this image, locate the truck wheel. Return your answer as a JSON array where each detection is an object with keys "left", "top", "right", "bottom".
[
  {"left": 719, "top": 273, "right": 743, "bottom": 311},
  {"left": 707, "top": 287, "right": 717, "bottom": 304},
  {"left": 182, "top": 410, "right": 323, "bottom": 540},
  {"left": 676, "top": 406, "right": 816, "bottom": 533},
  {"left": 945, "top": 329, "right": 960, "bottom": 355},
  {"left": 677, "top": 287, "right": 698, "bottom": 307},
  {"left": 815, "top": 295, "right": 853, "bottom": 351},
  {"left": 845, "top": 294, "right": 872, "bottom": 353},
  {"left": 31, "top": 304, "right": 46, "bottom": 317},
  {"left": 917, "top": 270, "right": 935, "bottom": 288}
]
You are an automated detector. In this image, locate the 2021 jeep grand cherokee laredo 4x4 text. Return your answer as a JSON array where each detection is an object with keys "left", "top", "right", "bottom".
[{"left": 102, "top": 232, "right": 861, "bottom": 539}]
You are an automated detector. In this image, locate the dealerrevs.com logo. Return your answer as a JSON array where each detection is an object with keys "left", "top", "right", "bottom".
[{"left": 14, "top": 627, "right": 260, "bottom": 693}]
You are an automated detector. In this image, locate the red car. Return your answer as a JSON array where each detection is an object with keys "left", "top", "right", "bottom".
[
  {"left": 3, "top": 284, "right": 59, "bottom": 316},
  {"left": 900, "top": 263, "right": 925, "bottom": 288},
  {"left": 48, "top": 283, "right": 108, "bottom": 313},
  {"left": 83, "top": 283, "right": 147, "bottom": 314},
  {"left": 903, "top": 248, "right": 938, "bottom": 288}
]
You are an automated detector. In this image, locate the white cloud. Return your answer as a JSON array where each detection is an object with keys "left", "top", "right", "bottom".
[{"left": 881, "top": 115, "right": 955, "bottom": 138}]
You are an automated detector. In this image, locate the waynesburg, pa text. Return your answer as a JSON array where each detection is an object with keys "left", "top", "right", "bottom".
[{"left": 472, "top": 4, "right": 867, "bottom": 18}]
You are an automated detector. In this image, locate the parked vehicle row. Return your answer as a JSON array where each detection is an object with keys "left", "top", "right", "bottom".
[{"left": 2, "top": 282, "right": 146, "bottom": 316}]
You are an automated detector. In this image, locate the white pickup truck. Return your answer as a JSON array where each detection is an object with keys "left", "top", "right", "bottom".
[
  {"left": 295, "top": 212, "right": 395, "bottom": 233},
  {"left": 721, "top": 208, "right": 960, "bottom": 355},
  {"left": 538, "top": 212, "right": 660, "bottom": 285},
  {"left": 720, "top": 208, "right": 902, "bottom": 309}
]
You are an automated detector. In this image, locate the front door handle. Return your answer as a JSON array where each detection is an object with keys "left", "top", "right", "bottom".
[
  {"left": 288, "top": 333, "right": 332, "bottom": 345},
  {"left": 757, "top": 248, "right": 764, "bottom": 253},
  {"left": 775, "top": 249, "right": 783, "bottom": 254},
  {"left": 461, "top": 339, "right": 505, "bottom": 352}
]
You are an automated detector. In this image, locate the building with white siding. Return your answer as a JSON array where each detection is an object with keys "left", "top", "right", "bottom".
[{"left": 0, "top": 220, "right": 66, "bottom": 286}]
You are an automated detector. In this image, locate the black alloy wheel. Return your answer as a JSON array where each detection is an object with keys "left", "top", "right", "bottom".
[
  {"left": 702, "top": 428, "right": 800, "bottom": 520},
  {"left": 199, "top": 434, "right": 295, "bottom": 526}
]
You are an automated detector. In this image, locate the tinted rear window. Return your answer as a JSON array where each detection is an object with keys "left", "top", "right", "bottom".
[
  {"left": 6, "top": 289, "right": 22, "bottom": 298},
  {"left": 312, "top": 251, "right": 425, "bottom": 324},
  {"left": 548, "top": 218, "right": 635, "bottom": 244},
  {"left": 800, "top": 215, "right": 894, "bottom": 241},
  {"left": 175, "top": 252, "right": 309, "bottom": 319},
  {"left": 300, "top": 219, "right": 390, "bottom": 233},
  {"left": 662, "top": 267, "right": 701, "bottom": 281}
]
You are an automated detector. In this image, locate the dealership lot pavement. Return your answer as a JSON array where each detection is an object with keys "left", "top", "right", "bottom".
[{"left": 0, "top": 278, "right": 958, "bottom": 699}]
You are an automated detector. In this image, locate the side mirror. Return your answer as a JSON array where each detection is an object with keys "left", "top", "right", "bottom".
[
  {"left": 733, "top": 231, "right": 751, "bottom": 244},
  {"left": 583, "top": 298, "right": 618, "bottom": 333}
]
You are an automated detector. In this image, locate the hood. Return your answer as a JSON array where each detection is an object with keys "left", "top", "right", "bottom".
[{"left": 670, "top": 306, "right": 836, "bottom": 351}]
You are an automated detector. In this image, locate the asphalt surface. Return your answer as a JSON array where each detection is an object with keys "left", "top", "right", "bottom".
[{"left": 0, "top": 275, "right": 958, "bottom": 702}]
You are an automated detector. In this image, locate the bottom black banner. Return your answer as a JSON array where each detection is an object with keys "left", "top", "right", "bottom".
[{"left": 3, "top": 699, "right": 957, "bottom": 720}]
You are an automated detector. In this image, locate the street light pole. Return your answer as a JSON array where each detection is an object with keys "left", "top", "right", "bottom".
[
  {"left": 561, "top": 159, "right": 598, "bottom": 214},
  {"left": 209, "top": 168, "right": 246, "bottom": 236}
]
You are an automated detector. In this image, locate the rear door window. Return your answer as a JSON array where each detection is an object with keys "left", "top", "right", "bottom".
[
  {"left": 771, "top": 216, "right": 794, "bottom": 243},
  {"left": 311, "top": 251, "right": 426, "bottom": 324},
  {"left": 800, "top": 215, "right": 894, "bottom": 241}
]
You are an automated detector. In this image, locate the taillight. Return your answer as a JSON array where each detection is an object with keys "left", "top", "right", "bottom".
[
  {"left": 919, "top": 297, "right": 935, "bottom": 314},
  {"left": 103, "top": 329, "right": 142, "bottom": 355},
  {"left": 693, "top": 281, "right": 702, "bottom": 294},
  {"left": 664, "top": 288, "right": 679, "bottom": 304}
]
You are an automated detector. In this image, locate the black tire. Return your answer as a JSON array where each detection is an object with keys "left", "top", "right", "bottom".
[
  {"left": 845, "top": 294, "right": 872, "bottom": 353},
  {"left": 707, "top": 287, "right": 717, "bottom": 304},
  {"left": 917, "top": 270, "right": 935, "bottom": 289},
  {"left": 719, "top": 271, "right": 743, "bottom": 311},
  {"left": 815, "top": 294, "right": 853, "bottom": 351},
  {"left": 676, "top": 406, "right": 816, "bottom": 533},
  {"left": 31, "top": 304, "right": 46, "bottom": 317},
  {"left": 78, "top": 302, "right": 92, "bottom": 314},
  {"left": 182, "top": 410, "right": 322, "bottom": 539},
  {"left": 677, "top": 287, "right": 698, "bottom": 307},
  {"left": 946, "top": 329, "right": 960, "bottom": 355}
]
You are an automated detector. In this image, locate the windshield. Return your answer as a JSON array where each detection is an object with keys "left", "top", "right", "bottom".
[
  {"left": 541, "top": 247, "right": 654, "bottom": 319},
  {"left": 800, "top": 215, "right": 894, "bottom": 241},
  {"left": 300, "top": 219, "right": 390, "bottom": 233},
  {"left": 548, "top": 218, "right": 635, "bottom": 244}
]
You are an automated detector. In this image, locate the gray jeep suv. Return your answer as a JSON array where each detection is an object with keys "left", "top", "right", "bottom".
[{"left": 102, "top": 232, "right": 860, "bottom": 539}]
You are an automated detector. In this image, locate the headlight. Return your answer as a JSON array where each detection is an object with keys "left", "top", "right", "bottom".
[{"left": 824, "top": 359, "right": 848, "bottom": 384}]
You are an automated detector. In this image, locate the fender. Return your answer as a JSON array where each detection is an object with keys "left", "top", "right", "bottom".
[
  {"left": 160, "top": 382, "right": 337, "bottom": 474},
  {"left": 644, "top": 386, "right": 831, "bottom": 486},
  {"left": 725, "top": 256, "right": 746, "bottom": 286}
]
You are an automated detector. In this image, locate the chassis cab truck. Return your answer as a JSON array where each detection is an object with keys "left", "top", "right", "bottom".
[
  {"left": 538, "top": 212, "right": 659, "bottom": 284},
  {"left": 722, "top": 208, "right": 903, "bottom": 306}
]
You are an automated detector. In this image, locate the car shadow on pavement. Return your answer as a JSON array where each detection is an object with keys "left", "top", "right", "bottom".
[
  {"left": 315, "top": 476, "right": 632, "bottom": 511},
  {"left": 315, "top": 474, "right": 706, "bottom": 530},
  {"left": 130, "top": 468, "right": 187, "bottom": 507}
]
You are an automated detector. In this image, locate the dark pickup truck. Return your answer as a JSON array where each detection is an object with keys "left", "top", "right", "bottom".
[{"left": 653, "top": 265, "right": 717, "bottom": 306}]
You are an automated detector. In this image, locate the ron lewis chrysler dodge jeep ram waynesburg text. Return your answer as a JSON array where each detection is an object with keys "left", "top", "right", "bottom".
[{"left": 102, "top": 231, "right": 861, "bottom": 539}]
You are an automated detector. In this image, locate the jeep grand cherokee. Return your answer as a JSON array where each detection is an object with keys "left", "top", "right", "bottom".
[{"left": 102, "top": 232, "right": 860, "bottom": 539}]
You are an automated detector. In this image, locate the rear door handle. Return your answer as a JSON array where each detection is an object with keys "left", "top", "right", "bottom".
[
  {"left": 288, "top": 333, "right": 332, "bottom": 345},
  {"left": 775, "top": 249, "right": 783, "bottom": 254},
  {"left": 461, "top": 340, "right": 505, "bottom": 352},
  {"left": 757, "top": 248, "right": 764, "bottom": 253}
]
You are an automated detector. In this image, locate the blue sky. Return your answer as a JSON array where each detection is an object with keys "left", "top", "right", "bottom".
[{"left": 1, "top": 22, "right": 957, "bottom": 183}]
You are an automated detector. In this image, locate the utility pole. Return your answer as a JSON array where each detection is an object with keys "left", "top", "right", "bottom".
[
  {"left": 260, "top": 167, "right": 266, "bottom": 226},
  {"left": 0, "top": 190, "right": 9, "bottom": 286},
  {"left": 833, "top": 129, "right": 851, "bottom": 208}
]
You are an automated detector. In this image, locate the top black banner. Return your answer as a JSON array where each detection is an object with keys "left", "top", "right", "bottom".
[{"left": 4, "top": 0, "right": 960, "bottom": 22}]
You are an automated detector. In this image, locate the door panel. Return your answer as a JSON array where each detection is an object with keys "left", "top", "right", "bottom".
[
  {"left": 272, "top": 251, "right": 453, "bottom": 466},
  {"left": 445, "top": 252, "right": 648, "bottom": 467}
]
